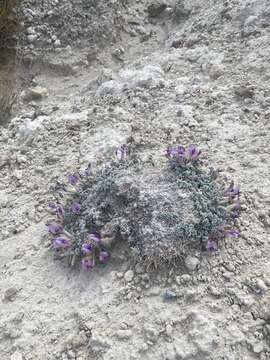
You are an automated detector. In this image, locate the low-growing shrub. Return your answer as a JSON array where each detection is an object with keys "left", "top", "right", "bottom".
[{"left": 46, "top": 145, "right": 241, "bottom": 270}]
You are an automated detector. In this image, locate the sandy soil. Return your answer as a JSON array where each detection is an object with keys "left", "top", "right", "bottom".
[{"left": 0, "top": 1, "right": 270, "bottom": 359}]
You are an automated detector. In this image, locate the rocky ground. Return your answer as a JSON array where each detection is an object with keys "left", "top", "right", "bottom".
[{"left": 0, "top": 0, "right": 270, "bottom": 359}]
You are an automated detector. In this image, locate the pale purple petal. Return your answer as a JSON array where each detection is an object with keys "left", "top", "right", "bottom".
[
  {"left": 225, "top": 183, "right": 240, "bottom": 198},
  {"left": 53, "top": 237, "right": 70, "bottom": 249},
  {"left": 99, "top": 250, "right": 109, "bottom": 262},
  {"left": 84, "top": 163, "right": 92, "bottom": 177},
  {"left": 48, "top": 202, "right": 64, "bottom": 216},
  {"left": 116, "top": 144, "right": 128, "bottom": 160},
  {"left": 68, "top": 173, "right": 80, "bottom": 185},
  {"left": 206, "top": 240, "right": 218, "bottom": 252},
  {"left": 187, "top": 144, "right": 201, "bottom": 161},
  {"left": 89, "top": 233, "right": 101, "bottom": 243},
  {"left": 71, "top": 202, "right": 81, "bottom": 214},
  {"left": 47, "top": 222, "right": 63, "bottom": 235},
  {"left": 82, "top": 243, "right": 93, "bottom": 254},
  {"left": 81, "top": 258, "right": 94, "bottom": 271},
  {"left": 56, "top": 204, "right": 64, "bottom": 216},
  {"left": 227, "top": 230, "right": 240, "bottom": 238}
]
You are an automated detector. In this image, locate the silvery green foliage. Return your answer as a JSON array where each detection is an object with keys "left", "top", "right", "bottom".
[{"left": 47, "top": 145, "right": 241, "bottom": 269}]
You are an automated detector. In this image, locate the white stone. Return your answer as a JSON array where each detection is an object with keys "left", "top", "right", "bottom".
[
  {"left": 185, "top": 256, "right": 199, "bottom": 271},
  {"left": 124, "top": 270, "right": 134, "bottom": 282},
  {"left": 10, "top": 352, "right": 23, "bottom": 360},
  {"left": 256, "top": 279, "right": 268, "bottom": 292}
]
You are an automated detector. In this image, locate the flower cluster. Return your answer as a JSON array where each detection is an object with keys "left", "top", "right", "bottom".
[
  {"left": 46, "top": 163, "right": 109, "bottom": 270},
  {"left": 166, "top": 144, "right": 202, "bottom": 164},
  {"left": 165, "top": 144, "right": 241, "bottom": 253},
  {"left": 46, "top": 142, "right": 242, "bottom": 271},
  {"left": 46, "top": 146, "right": 127, "bottom": 271}
]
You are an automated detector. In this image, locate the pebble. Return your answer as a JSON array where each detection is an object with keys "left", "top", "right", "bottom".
[
  {"left": 27, "top": 34, "right": 38, "bottom": 43},
  {"left": 124, "top": 270, "right": 134, "bottom": 282},
  {"left": 256, "top": 279, "right": 268, "bottom": 293},
  {"left": 67, "top": 350, "right": 76, "bottom": 359},
  {"left": 222, "top": 271, "right": 233, "bottom": 281},
  {"left": 180, "top": 274, "right": 192, "bottom": 284},
  {"left": 163, "top": 289, "right": 177, "bottom": 302},
  {"left": 148, "top": 2, "right": 167, "bottom": 17},
  {"left": 208, "top": 286, "right": 221, "bottom": 297},
  {"left": 3, "top": 287, "right": 19, "bottom": 302},
  {"left": 165, "top": 324, "right": 173, "bottom": 337},
  {"left": 235, "top": 85, "right": 255, "bottom": 98},
  {"left": 253, "top": 342, "right": 264, "bottom": 354},
  {"left": 184, "top": 256, "right": 199, "bottom": 271},
  {"left": 116, "top": 329, "right": 132, "bottom": 340},
  {"left": 144, "top": 324, "right": 159, "bottom": 342},
  {"left": 10, "top": 352, "right": 23, "bottom": 360},
  {"left": 116, "top": 272, "right": 124, "bottom": 279},
  {"left": 25, "top": 86, "right": 48, "bottom": 101}
]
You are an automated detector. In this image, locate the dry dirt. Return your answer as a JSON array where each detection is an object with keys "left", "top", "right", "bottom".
[{"left": 0, "top": 1, "right": 270, "bottom": 359}]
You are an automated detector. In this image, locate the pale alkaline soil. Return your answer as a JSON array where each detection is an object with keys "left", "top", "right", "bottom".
[{"left": 1, "top": 0, "right": 270, "bottom": 359}]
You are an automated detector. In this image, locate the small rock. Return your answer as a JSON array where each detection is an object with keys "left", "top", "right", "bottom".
[
  {"left": 148, "top": 2, "right": 167, "bottom": 17},
  {"left": 27, "top": 34, "right": 37, "bottom": 43},
  {"left": 124, "top": 270, "right": 134, "bottom": 282},
  {"left": 22, "top": 86, "right": 48, "bottom": 102},
  {"left": 208, "top": 286, "right": 221, "bottom": 297},
  {"left": 253, "top": 342, "right": 264, "bottom": 354},
  {"left": 235, "top": 85, "right": 255, "bottom": 99},
  {"left": 209, "top": 64, "right": 225, "bottom": 80},
  {"left": 185, "top": 256, "right": 199, "bottom": 272},
  {"left": 54, "top": 39, "right": 61, "bottom": 47},
  {"left": 3, "top": 287, "right": 19, "bottom": 302},
  {"left": 116, "top": 272, "right": 124, "bottom": 279},
  {"left": 135, "top": 263, "right": 144, "bottom": 274},
  {"left": 10, "top": 351, "right": 23, "bottom": 360},
  {"left": 174, "top": 0, "right": 190, "bottom": 19},
  {"left": 62, "top": 111, "right": 88, "bottom": 128},
  {"left": 163, "top": 289, "right": 177, "bottom": 301},
  {"left": 26, "top": 27, "right": 35, "bottom": 35},
  {"left": 116, "top": 329, "right": 132, "bottom": 340},
  {"left": 222, "top": 271, "right": 233, "bottom": 281},
  {"left": 181, "top": 274, "right": 192, "bottom": 283},
  {"left": 165, "top": 324, "right": 173, "bottom": 337},
  {"left": 144, "top": 324, "right": 159, "bottom": 342},
  {"left": 67, "top": 350, "right": 76, "bottom": 359},
  {"left": 256, "top": 279, "right": 268, "bottom": 293},
  {"left": 88, "top": 334, "right": 111, "bottom": 352}
]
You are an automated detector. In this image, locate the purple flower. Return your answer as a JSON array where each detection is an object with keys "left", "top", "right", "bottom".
[
  {"left": 225, "top": 183, "right": 240, "bottom": 198},
  {"left": 47, "top": 222, "right": 63, "bottom": 235},
  {"left": 231, "top": 209, "right": 240, "bottom": 221},
  {"left": 68, "top": 173, "right": 80, "bottom": 186},
  {"left": 166, "top": 146, "right": 185, "bottom": 162},
  {"left": 89, "top": 233, "right": 101, "bottom": 243},
  {"left": 233, "top": 199, "right": 241, "bottom": 211},
  {"left": 116, "top": 144, "right": 128, "bottom": 160},
  {"left": 71, "top": 202, "right": 81, "bottom": 214},
  {"left": 206, "top": 240, "right": 218, "bottom": 252},
  {"left": 48, "top": 202, "right": 64, "bottom": 216},
  {"left": 53, "top": 237, "right": 70, "bottom": 249},
  {"left": 186, "top": 144, "right": 201, "bottom": 162},
  {"left": 48, "top": 202, "right": 57, "bottom": 210},
  {"left": 84, "top": 163, "right": 92, "bottom": 177},
  {"left": 81, "top": 258, "right": 94, "bottom": 271},
  {"left": 56, "top": 204, "right": 64, "bottom": 216},
  {"left": 227, "top": 230, "right": 240, "bottom": 238},
  {"left": 177, "top": 145, "right": 185, "bottom": 154},
  {"left": 99, "top": 250, "right": 110, "bottom": 262},
  {"left": 82, "top": 243, "right": 93, "bottom": 254},
  {"left": 165, "top": 147, "right": 172, "bottom": 158}
]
